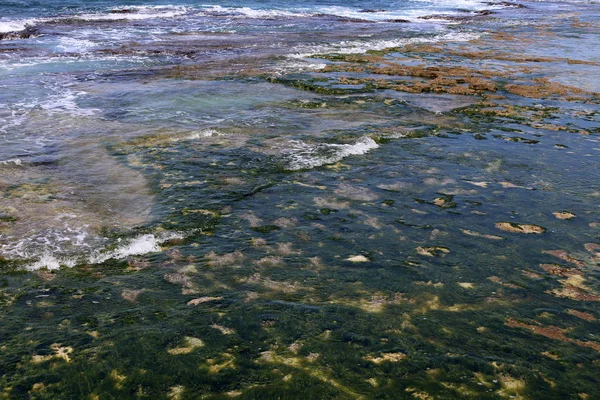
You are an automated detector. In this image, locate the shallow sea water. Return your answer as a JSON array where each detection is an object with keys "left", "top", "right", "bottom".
[{"left": 0, "top": 0, "right": 599, "bottom": 398}]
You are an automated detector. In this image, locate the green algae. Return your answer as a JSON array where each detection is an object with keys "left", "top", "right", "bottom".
[{"left": 2, "top": 11, "right": 600, "bottom": 400}]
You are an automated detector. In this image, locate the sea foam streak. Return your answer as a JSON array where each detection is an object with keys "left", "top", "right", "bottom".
[
  {"left": 7, "top": 231, "right": 185, "bottom": 271},
  {"left": 87, "top": 232, "right": 184, "bottom": 265},
  {"left": 0, "top": 158, "right": 23, "bottom": 166},
  {"left": 312, "top": 6, "right": 460, "bottom": 22},
  {"left": 39, "top": 89, "right": 100, "bottom": 117},
  {"left": 76, "top": 6, "right": 189, "bottom": 21},
  {"left": 200, "top": 5, "right": 310, "bottom": 19},
  {"left": 0, "top": 19, "right": 38, "bottom": 33},
  {"left": 290, "top": 31, "right": 480, "bottom": 59},
  {"left": 285, "top": 136, "right": 379, "bottom": 170}
]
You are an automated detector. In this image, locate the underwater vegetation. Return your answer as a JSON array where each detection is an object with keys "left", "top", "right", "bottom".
[{"left": 1, "top": 2, "right": 600, "bottom": 399}]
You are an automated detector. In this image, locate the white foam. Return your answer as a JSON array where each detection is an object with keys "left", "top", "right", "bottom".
[
  {"left": 290, "top": 31, "right": 480, "bottom": 58},
  {"left": 198, "top": 3, "right": 500, "bottom": 22},
  {"left": 55, "top": 37, "right": 97, "bottom": 53},
  {"left": 182, "top": 129, "right": 220, "bottom": 140},
  {"left": 88, "top": 231, "right": 184, "bottom": 264},
  {"left": 285, "top": 136, "right": 379, "bottom": 170},
  {"left": 201, "top": 5, "right": 309, "bottom": 19},
  {"left": 26, "top": 252, "right": 79, "bottom": 270},
  {"left": 411, "top": 0, "right": 501, "bottom": 11},
  {"left": 312, "top": 6, "right": 461, "bottom": 22},
  {"left": 0, "top": 158, "right": 23, "bottom": 166},
  {"left": 2, "top": 223, "right": 91, "bottom": 270},
  {"left": 0, "top": 19, "right": 38, "bottom": 33},
  {"left": 76, "top": 5, "right": 189, "bottom": 22},
  {"left": 27, "top": 252, "right": 62, "bottom": 270},
  {"left": 275, "top": 60, "right": 327, "bottom": 74},
  {"left": 0, "top": 54, "right": 151, "bottom": 72},
  {"left": 39, "top": 89, "right": 100, "bottom": 117},
  {"left": 5, "top": 230, "right": 184, "bottom": 270}
]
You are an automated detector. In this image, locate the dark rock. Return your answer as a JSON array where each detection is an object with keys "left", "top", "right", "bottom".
[
  {"left": 385, "top": 19, "right": 411, "bottom": 23},
  {"left": 0, "top": 27, "right": 40, "bottom": 41},
  {"left": 336, "top": 17, "right": 371, "bottom": 23},
  {"left": 359, "top": 9, "right": 387, "bottom": 13},
  {"left": 110, "top": 9, "right": 135, "bottom": 14},
  {"left": 0, "top": 213, "right": 16, "bottom": 222},
  {"left": 485, "top": 1, "right": 527, "bottom": 8}
]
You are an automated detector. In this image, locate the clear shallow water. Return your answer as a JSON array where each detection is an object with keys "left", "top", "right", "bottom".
[
  {"left": 0, "top": 0, "right": 496, "bottom": 266},
  {"left": 1, "top": 0, "right": 600, "bottom": 398}
]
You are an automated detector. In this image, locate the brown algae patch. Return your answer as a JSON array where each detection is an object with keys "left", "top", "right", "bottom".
[
  {"left": 273, "top": 217, "right": 298, "bottom": 228},
  {"left": 504, "top": 79, "right": 588, "bottom": 100},
  {"left": 496, "top": 374, "right": 527, "bottom": 399},
  {"left": 31, "top": 344, "right": 73, "bottom": 364},
  {"left": 405, "top": 387, "right": 434, "bottom": 400},
  {"left": 488, "top": 276, "right": 520, "bottom": 289},
  {"left": 584, "top": 243, "right": 600, "bottom": 257},
  {"left": 206, "top": 353, "right": 236, "bottom": 374},
  {"left": 206, "top": 250, "right": 245, "bottom": 267},
  {"left": 164, "top": 273, "right": 198, "bottom": 294},
  {"left": 313, "top": 196, "right": 351, "bottom": 209},
  {"left": 550, "top": 282, "right": 600, "bottom": 302},
  {"left": 110, "top": 370, "right": 127, "bottom": 390},
  {"left": 167, "top": 386, "right": 185, "bottom": 400},
  {"left": 334, "top": 184, "right": 378, "bottom": 202},
  {"left": 121, "top": 289, "right": 145, "bottom": 303},
  {"left": 257, "top": 350, "right": 361, "bottom": 398},
  {"left": 542, "top": 250, "right": 585, "bottom": 268},
  {"left": 541, "top": 351, "right": 561, "bottom": 360},
  {"left": 539, "top": 264, "right": 579, "bottom": 277},
  {"left": 495, "top": 222, "right": 546, "bottom": 234},
  {"left": 245, "top": 273, "right": 307, "bottom": 293},
  {"left": 273, "top": 242, "right": 300, "bottom": 256},
  {"left": 567, "top": 309, "right": 596, "bottom": 321},
  {"left": 457, "top": 282, "right": 475, "bottom": 289},
  {"left": 168, "top": 337, "right": 205, "bottom": 355},
  {"left": 505, "top": 318, "right": 600, "bottom": 351},
  {"left": 432, "top": 196, "right": 455, "bottom": 208},
  {"left": 461, "top": 229, "right": 503, "bottom": 240},
  {"left": 364, "top": 352, "right": 406, "bottom": 364},
  {"left": 306, "top": 39, "right": 599, "bottom": 107},
  {"left": 416, "top": 246, "right": 450, "bottom": 257},
  {"left": 254, "top": 256, "right": 284, "bottom": 267},
  {"left": 211, "top": 324, "right": 235, "bottom": 335},
  {"left": 414, "top": 281, "right": 444, "bottom": 288},
  {"left": 330, "top": 292, "right": 405, "bottom": 313}
]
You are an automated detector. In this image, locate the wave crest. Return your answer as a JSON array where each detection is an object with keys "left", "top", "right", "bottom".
[{"left": 284, "top": 136, "right": 379, "bottom": 170}]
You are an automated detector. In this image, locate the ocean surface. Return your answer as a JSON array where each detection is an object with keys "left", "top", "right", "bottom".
[{"left": 1, "top": 0, "right": 599, "bottom": 398}]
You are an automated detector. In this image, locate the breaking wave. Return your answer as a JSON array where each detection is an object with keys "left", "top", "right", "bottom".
[
  {"left": 1, "top": 230, "right": 185, "bottom": 271},
  {"left": 284, "top": 136, "right": 379, "bottom": 170}
]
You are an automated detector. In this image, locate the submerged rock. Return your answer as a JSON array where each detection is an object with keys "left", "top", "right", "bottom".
[
  {"left": 187, "top": 297, "right": 223, "bottom": 305},
  {"left": 495, "top": 222, "right": 546, "bottom": 234},
  {"left": 345, "top": 255, "right": 369, "bottom": 262},
  {"left": 553, "top": 211, "right": 576, "bottom": 220}
]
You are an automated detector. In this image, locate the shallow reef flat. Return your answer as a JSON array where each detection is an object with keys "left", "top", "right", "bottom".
[{"left": 1, "top": 1, "right": 600, "bottom": 399}]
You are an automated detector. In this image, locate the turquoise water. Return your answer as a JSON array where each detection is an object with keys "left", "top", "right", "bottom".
[{"left": 1, "top": 0, "right": 600, "bottom": 398}]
